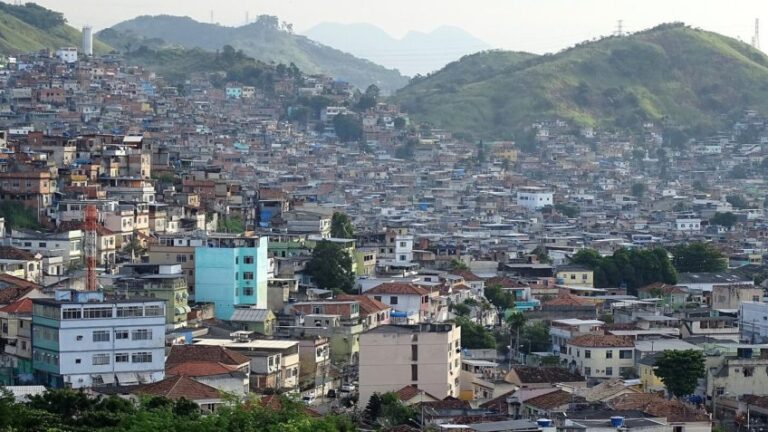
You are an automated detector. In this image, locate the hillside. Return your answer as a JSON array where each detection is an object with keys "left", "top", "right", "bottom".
[
  {"left": 394, "top": 23, "right": 768, "bottom": 139},
  {"left": 305, "top": 23, "right": 491, "bottom": 76},
  {"left": 0, "top": 2, "right": 110, "bottom": 54},
  {"left": 99, "top": 15, "right": 408, "bottom": 92}
]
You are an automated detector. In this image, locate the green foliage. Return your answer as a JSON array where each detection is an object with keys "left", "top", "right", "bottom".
[
  {"left": 333, "top": 114, "right": 363, "bottom": 142},
  {"left": 449, "top": 258, "right": 469, "bottom": 271},
  {"left": 452, "top": 303, "right": 471, "bottom": 317},
  {"left": 571, "top": 248, "right": 677, "bottom": 294},
  {"left": 531, "top": 245, "right": 552, "bottom": 264},
  {"left": 101, "top": 16, "right": 407, "bottom": 91},
  {"left": 456, "top": 316, "right": 496, "bottom": 349},
  {"left": 364, "top": 392, "right": 414, "bottom": 428},
  {"left": 726, "top": 194, "right": 750, "bottom": 209},
  {"left": 671, "top": 242, "right": 726, "bottom": 273},
  {"left": 330, "top": 212, "right": 355, "bottom": 238},
  {"left": 0, "top": 201, "right": 41, "bottom": 230},
  {"left": 217, "top": 216, "right": 245, "bottom": 233},
  {"left": 484, "top": 284, "right": 516, "bottom": 310},
  {"left": 710, "top": 212, "right": 738, "bottom": 228},
  {"left": 305, "top": 240, "right": 355, "bottom": 293},
  {"left": 395, "top": 25, "right": 768, "bottom": 138},
  {"left": 520, "top": 321, "right": 550, "bottom": 354},
  {"left": 654, "top": 350, "right": 705, "bottom": 397},
  {"left": 554, "top": 203, "right": 579, "bottom": 218},
  {"left": 0, "top": 2, "right": 65, "bottom": 28},
  {"left": 631, "top": 182, "right": 647, "bottom": 198}
]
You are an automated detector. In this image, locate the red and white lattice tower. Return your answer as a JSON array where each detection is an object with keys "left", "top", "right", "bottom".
[{"left": 84, "top": 205, "right": 98, "bottom": 291}]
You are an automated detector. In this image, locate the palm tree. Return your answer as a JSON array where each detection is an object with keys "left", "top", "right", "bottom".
[
  {"left": 506, "top": 312, "right": 527, "bottom": 367},
  {"left": 123, "top": 232, "right": 146, "bottom": 263}
]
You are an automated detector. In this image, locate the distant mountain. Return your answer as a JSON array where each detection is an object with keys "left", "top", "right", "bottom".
[
  {"left": 0, "top": 2, "right": 110, "bottom": 54},
  {"left": 99, "top": 15, "right": 408, "bottom": 92},
  {"left": 304, "top": 23, "right": 491, "bottom": 76},
  {"left": 394, "top": 23, "right": 768, "bottom": 139}
]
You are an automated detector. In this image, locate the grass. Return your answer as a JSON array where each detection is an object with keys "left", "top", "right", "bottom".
[{"left": 0, "top": 201, "right": 41, "bottom": 230}]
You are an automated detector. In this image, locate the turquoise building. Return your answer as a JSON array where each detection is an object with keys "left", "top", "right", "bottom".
[{"left": 194, "top": 235, "right": 269, "bottom": 320}]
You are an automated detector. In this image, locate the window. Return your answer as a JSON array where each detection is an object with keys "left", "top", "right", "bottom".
[
  {"left": 619, "top": 350, "right": 633, "bottom": 359},
  {"left": 132, "top": 352, "right": 153, "bottom": 363},
  {"left": 83, "top": 307, "right": 113, "bottom": 319},
  {"left": 115, "top": 353, "right": 129, "bottom": 363},
  {"left": 243, "top": 272, "right": 254, "bottom": 280},
  {"left": 117, "top": 306, "right": 143, "bottom": 317},
  {"left": 76, "top": 335, "right": 83, "bottom": 341},
  {"left": 411, "top": 364, "right": 418, "bottom": 381},
  {"left": 244, "top": 256, "right": 254, "bottom": 264},
  {"left": 93, "top": 330, "right": 110, "bottom": 342},
  {"left": 243, "top": 287, "right": 254, "bottom": 296},
  {"left": 716, "top": 387, "right": 725, "bottom": 396},
  {"left": 584, "top": 350, "right": 591, "bottom": 359},
  {"left": 606, "top": 350, "right": 613, "bottom": 359},
  {"left": 606, "top": 367, "right": 613, "bottom": 376},
  {"left": 75, "top": 358, "right": 81, "bottom": 364},
  {"left": 374, "top": 296, "right": 382, "bottom": 302},
  {"left": 584, "top": 367, "right": 591, "bottom": 376},
  {"left": 390, "top": 296, "right": 399, "bottom": 305},
  {"left": 62, "top": 308, "right": 82, "bottom": 320},
  {"left": 754, "top": 296, "right": 761, "bottom": 302},
  {"left": 619, "top": 367, "right": 633, "bottom": 377},
  {"left": 115, "top": 330, "right": 129, "bottom": 340},
  {"left": 132, "top": 329, "right": 152, "bottom": 340},
  {"left": 400, "top": 242, "right": 406, "bottom": 247},
  {"left": 92, "top": 354, "right": 110, "bottom": 365},
  {"left": 570, "top": 274, "right": 576, "bottom": 280},
  {"left": 144, "top": 305, "right": 163, "bottom": 316}
]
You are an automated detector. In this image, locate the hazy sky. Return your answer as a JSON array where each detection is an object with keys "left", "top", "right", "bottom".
[{"left": 31, "top": 0, "right": 768, "bottom": 54}]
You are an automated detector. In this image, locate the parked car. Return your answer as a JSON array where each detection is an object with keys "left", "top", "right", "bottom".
[{"left": 340, "top": 383, "right": 356, "bottom": 393}]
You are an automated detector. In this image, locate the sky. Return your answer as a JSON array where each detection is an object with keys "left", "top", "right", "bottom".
[{"left": 30, "top": 0, "right": 768, "bottom": 54}]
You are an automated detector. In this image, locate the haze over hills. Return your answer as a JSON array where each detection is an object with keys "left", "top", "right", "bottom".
[
  {"left": 304, "top": 23, "right": 491, "bottom": 76},
  {"left": 394, "top": 23, "right": 768, "bottom": 140},
  {"left": 0, "top": 2, "right": 110, "bottom": 55},
  {"left": 99, "top": 15, "right": 408, "bottom": 92}
]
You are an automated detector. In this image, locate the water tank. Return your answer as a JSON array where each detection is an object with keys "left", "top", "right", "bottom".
[
  {"left": 537, "top": 419, "right": 553, "bottom": 427},
  {"left": 82, "top": 26, "right": 93, "bottom": 56},
  {"left": 610, "top": 416, "right": 624, "bottom": 428}
]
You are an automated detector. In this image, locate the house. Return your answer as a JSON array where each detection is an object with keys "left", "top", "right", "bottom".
[
  {"left": 359, "top": 323, "right": 461, "bottom": 407},
  {"left": 0, "top": 298, "right": 33, "bottom": 385},
  {"left": 364, "top": 283, "right": 431, "bottom": 323},
  {"left": 228, "top": 308, "right": 276, "bottom": 336},
  {"left": 165, "top": 345, "right": 251, "bottom": 396},
  {"left": 393, "top": 385, "right": 440, "bottom": 405},
  {"left": 504, "top": 366, "right": 585, "bottom": 389},
  {"left": 560, "top": 334, "right": 635, "bottom": 381},
  {"left": 636, "top": 283, "right": 688, "bottom": 307},
  {"left": 0, "top": 247, "right": 42, "bottom": 283},
  {"left": 711, "top": 284, "right": 763, "bottom": 310},
  {"left": 609, "top": 393, "right": 711, "bottom": 432},
  {"left": 556, "top": 265, "right": 595, "bottom": 288},
  {"left": 31, "top": 290, "right": 166, "bottom": 388},
  {"left": 522, "top": 389, "right": 585, "bottom": 418},
  {"left": 133, "top": 375, "right": 226, "bottom": 413}
]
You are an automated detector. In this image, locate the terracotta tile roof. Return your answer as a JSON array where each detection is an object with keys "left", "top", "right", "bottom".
[
  {"left": 166, "top": 345, "right": 250, "bottom": 367},
  {"left": 637, "top": 282, "right": 687, "bottom": 295},
  {"left": 0, "top": 297, "right": 33, "bottom": 314},
  {"left": 568, "top": 334, "right": 634, "bottom": 348},
  {"left": 0, "top": 247, "right": 36, "bottom": 261},
  {"left": 394, "top": 385, "right": 439, "bottom": 402},
  {"left": 335, "top": 294, "right": 390, "bottom": 316},
  {"left": 609, "top": 393, "right": 710, "bottom": 422},
  {"left": 420, "top": 396, "right": 471, "bottom": 410},
  {"left": 166, "top": 360, "right": 241, "bottom": 377},
  {"left": 134, "top": 375, "right": 220, "bottom": 401},
  {"left": 366, "top": 283, "right": 429, "bottom": 296},
  {"left": 487, "top": 277, "right": 530, "bottom": 289},
  {"left": 258, "top": 394, "right": 320, "bottom": 417},
  {"left": 543, "top": 294, "right": 598, "bottom": 306},
  {"left": 450, "top": 270, "right": 483, "bottom": 282},
  {"left": 525, "top": 389, "right": 584, "bottom": 410},
  {"left": 479, "top": 389, "right": 515, "bottom": 412},
  {"left": 509, "top": 366, "right": 585, "bottom": 384}
]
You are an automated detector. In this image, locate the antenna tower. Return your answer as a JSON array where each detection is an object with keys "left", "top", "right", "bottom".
[
  {"left": 245, "top": 11, "right": 249, "bottom": 25},
  {"left": 210, "top": 10, "right": 214, "bottom": 24},
  {"left": 753, "top": 18, "right": 761, "bottom": 50},
  {"left": 615, "top": 20, "right": 624, "bottom": 37},
  {"left": 84, "top": 205, "right": 98, "bottom": 291}
]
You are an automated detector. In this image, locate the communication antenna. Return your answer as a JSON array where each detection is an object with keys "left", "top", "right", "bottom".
[
  {"left": 245, "top": 11, "right": 249, "bottom": 25},
  {"left": 210, "top": 10, "right": 214, "bottom": 24},
  {"left": 615, "top": 20, "right": 624, "bottom": 37},
  {"left": 752, "top": 18, "right": 761, "bottom": 50}
]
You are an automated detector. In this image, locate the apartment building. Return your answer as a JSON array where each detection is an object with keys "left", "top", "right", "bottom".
[
  {"left": 32, "top": 290, "right": 166, "bottom": 388},
  {"left": 359, "top": 323, "right": 461, "bottom": 407},
  {"left": 560, "top": 334, "right": 635, "bottom": 381}
]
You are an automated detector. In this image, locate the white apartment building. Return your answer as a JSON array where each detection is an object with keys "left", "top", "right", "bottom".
[
  {"left": 517, "top": 187, "right": 554, "bottom": 210},
  {"left": 560, "top": 334, "right": 635, "bottom": 380},
  {"left": 675, "top": 218, "right": 701, "bottom": 232},
  {"left": 359, "top": 323, "right": 461, "bottom": 407},
  {"left": 32, "top": 290, "right": 166, "bottom": 389}
]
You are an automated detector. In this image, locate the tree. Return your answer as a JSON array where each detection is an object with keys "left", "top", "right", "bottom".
[
  {"left": 554, "top": 203, "right": 579, "bottom": 218},
  {"left": 305, "top": 240, "right": 355, "bottom": 293},
  {"left": 449, "top": 258, "right": 469, "bottom": 271},
  {"left": 520, "top": 321, "right": 550, "bottom": 354},
  {"left": 333, "top": 113, "right": 363, "bottom": 142},
  {"left": 726, "top": 194, "right": 750, "bottom": 209},
  {"left": 456, "top": 317, "right": 495, "bottom": 349},
  {"left": 710, "top": 212, "right": 738, "bottom": 228},
  {"left": 356, "top": 84, "right": 380, "bottom": 111},
  {"left": 571, "top": 247, "right": 677, "bottom": 294},
  {"left": 452, "top": 303, "right": 471, "bottom": 317},
  {"left": 671, "top": 242, "right": 726, "bottom": 273},
  {"left": 364, "top": 392, "right": 383, "bottom": 422},
  {"left": 506, "top": 312, "right": 527, "bottom": 357},
  {"left": 654, "top": 350, "right": 705, "bottom": 397},
  {"left": 393, "top": 116, "right": 406, "bottom": 130},
  {"left": 531, "top": 245, "right": 552, "bottom": 264},
  {"left": 631, "top": 182, "right": 647, "bottom": 199},
  {"left": 477, "top": 140, "right": 486, "bottom": 164},
  {"left": 330, "top": 212, "right": 355, "bottom": 238},
  {"left": 484, "top": 284, "right": 515, "bottom": 310},
  {"left": 123, "top": 233, "right": 146, "bottom": 262}
]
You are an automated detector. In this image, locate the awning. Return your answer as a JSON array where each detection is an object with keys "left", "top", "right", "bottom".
[
  {"left": 115, "top": 372, "right": 138, "bottom": 385},
  {"left": 100, "top": 374, "right": 115, "bottom": 384}
]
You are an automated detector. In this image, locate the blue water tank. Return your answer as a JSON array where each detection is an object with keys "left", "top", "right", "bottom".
[
  {"left": 537, "top": 419, "right": 553, "bottom": 427},
  {"left": 610, "top": 416, "right": 624, "bottom": 428}
]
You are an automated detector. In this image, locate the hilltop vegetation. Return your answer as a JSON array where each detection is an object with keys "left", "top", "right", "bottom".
[
  {"left": 395, "top": 23, "right": 768, "bottom": 139},
  {"left": 0, "top": 2, "right": 110, "bottom": 54},
  {"left": 99, "top": 15, "right": 408, "bottom": 91}
]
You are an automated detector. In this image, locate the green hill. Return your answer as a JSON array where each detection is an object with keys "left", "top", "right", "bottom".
[
  {"left": 0, "top": 2, "right": 110, "bottom": 54},
  {"left": 99, "top": 15, "right": 408, "bottom": 92},
  {"left": 394, "top": 23, "right": 768, "bottom": 139}
]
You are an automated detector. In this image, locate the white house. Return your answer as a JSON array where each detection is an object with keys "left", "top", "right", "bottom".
[{"left": 517, "top": 187, "right": 554, "bottom": 210}]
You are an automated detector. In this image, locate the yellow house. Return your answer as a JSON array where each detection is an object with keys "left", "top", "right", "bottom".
[
  {"left": 638, "top": 356, "right": 665, "bottom": 393},
  {"left": 556, "top": 265, "right": 594, "bottom": 288}
]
